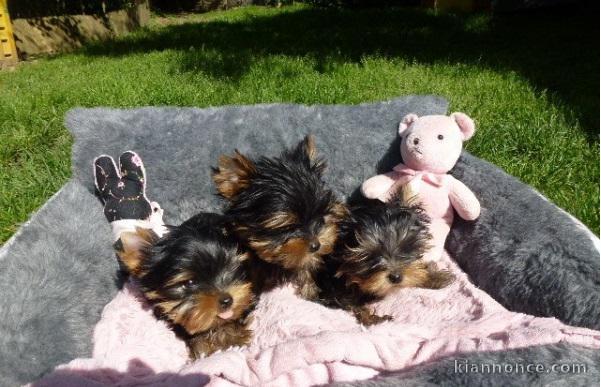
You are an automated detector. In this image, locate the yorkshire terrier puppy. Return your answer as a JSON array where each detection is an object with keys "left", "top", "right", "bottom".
[
  {"left": 212, "top": 135, "right": 347, "bottom": 300},
  {"left": 317, "top": 194, "right": 454, "bottom": 325},
  {"left": 115, "top": 212, "right": 255, "bottom": 359}
]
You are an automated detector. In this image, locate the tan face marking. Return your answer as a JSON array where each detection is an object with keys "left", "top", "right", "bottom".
[
  {"left": 155, "top": 281, "right": 253, "bottom": 335},
  {"left": 261, "top": 212, "right": 298, "bottom": 229},
  {"left": 245, "top": 202, "right": 346, "bottom": 270},
  {"left": 348, "top": 260, "right": 453, "bottom": 298}
]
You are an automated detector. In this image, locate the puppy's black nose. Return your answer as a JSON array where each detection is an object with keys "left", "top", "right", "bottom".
[
  {"left": 413, "top": 138, "right": 420, "bottom": 145},
  {"left": 219, "top": 294, "right": 233, "bottom": 310},
  {"left": 388, "top": 273, "right": 402, "bottom": 284},
  {"left": 309, "top": 240, "right": 321, "bottom": 252}
]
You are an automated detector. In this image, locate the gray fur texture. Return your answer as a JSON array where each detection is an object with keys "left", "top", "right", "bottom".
[
  {"left": 0, "top": 182, "right": 117, "bottom": 386},
  {"left": 449, "top": 153, "right": 600, "bottom": 330},
  {"left": 333, "top": 343, "right": 599, "bottom": 387},
  {"left": 0, "top": 96, "right": 597, "bottom": 385}
]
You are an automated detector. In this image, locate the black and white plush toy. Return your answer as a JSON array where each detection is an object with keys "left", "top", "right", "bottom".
[
  {"left": 93, "top": 151, "right": 155, "bottom": 222},
  {"left": 93, "top": 151, "right": 165, "bottom": 241}
]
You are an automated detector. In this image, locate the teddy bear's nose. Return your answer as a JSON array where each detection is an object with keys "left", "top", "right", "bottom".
[{"left": 413, "top": 138, "right": 420, "bottom": 145}]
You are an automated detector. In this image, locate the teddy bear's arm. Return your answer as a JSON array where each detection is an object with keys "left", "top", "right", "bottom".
[
  {"left": 361, "top": 171, "right": 399, "bottom": 202},
  {"left": 448, "top": 176, "right": 481, "bottom": 221}
]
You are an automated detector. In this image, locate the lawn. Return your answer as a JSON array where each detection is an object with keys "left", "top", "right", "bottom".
[{"left": 0, "top": 3, "right": 598, "bottom": 244}]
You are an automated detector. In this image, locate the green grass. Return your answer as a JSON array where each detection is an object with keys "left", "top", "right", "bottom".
[{"left": 0, "top": 4, "right": 598, "bottom": 243}]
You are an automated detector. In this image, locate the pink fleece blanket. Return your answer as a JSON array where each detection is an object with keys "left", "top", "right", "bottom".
[{"left": 33, "top": 251, "right": 599, "bottom": 387}]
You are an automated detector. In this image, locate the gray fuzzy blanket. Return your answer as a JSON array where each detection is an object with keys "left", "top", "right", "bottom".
[{"left": 0, "top": 96, "right": 598, "bottom": 386}]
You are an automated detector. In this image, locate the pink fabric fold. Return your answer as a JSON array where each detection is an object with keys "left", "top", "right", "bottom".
[{"left": 32, "top": 251, "right": 599, "bottom": 387}]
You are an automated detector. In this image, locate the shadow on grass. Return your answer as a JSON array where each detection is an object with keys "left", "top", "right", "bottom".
[{"left": 83, "top": 4, "right": 599, "bottom": 141}]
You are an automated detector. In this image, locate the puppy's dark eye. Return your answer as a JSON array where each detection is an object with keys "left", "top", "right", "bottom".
[
  {"left": 285, "top": 229, "right": 304, "bottom": 240},
  {"left": 183, "top": 279, "right": 195, "bottom": 289},
  {"left": 437, "top": 134, "right": 444, "bottom": 140},
  {"left": 373, "top": 256, "right": 386, "bottom": 265},
  {"left": 312, "top": 217, "right": 325, "bottom": 232}
]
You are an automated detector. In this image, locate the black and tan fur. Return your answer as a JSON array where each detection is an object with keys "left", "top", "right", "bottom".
[
  {"left": 317, "top": 195, "right": 454, "bottom": 325},
  {"left": 212, "top": 135, "right": 347, "bottom": 300},
  {"left": 115, "top": 213, "right": 255, "bottom": 359}
]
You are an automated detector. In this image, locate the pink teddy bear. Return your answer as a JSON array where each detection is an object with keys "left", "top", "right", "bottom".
[{"left": 361, "top": 113, "right": 481, "bottom": 261}]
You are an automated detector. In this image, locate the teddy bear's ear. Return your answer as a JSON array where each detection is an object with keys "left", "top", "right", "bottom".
[
  {"left": 450, "top": 112, "right": 475, "bottom": 141},
  {"left": 399, "top": 113, "right": 419, "bottom": 135}
]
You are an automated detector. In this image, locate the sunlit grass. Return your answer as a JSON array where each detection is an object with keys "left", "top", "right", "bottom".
[{"left": 0, "top": 4, "right": 598, "bottom": 243}]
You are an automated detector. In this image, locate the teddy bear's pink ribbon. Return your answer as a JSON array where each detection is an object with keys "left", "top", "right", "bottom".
[{"left": 392, "top": 163, "right": 447, "bottom": 187}]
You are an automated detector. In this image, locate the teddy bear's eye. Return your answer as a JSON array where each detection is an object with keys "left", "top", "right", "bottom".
[{"left": 437, "top": 134, "right": 444, "bottom": 140}]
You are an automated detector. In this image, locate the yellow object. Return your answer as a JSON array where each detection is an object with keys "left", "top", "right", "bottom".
[{"left": 0, "top": 0, "right": 18, "bottom": 64}]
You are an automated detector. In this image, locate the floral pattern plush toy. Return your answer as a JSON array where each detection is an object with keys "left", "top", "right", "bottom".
[{"left": 361, "top": 113, "right": 481, "bottom": 260}]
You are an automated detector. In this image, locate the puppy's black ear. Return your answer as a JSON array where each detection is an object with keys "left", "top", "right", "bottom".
[
  {"left": 115, "top": 227, "right": 158, "bottom": 276},
  {"left": 212, "top": 150, "right": 256, "bottom": 200},
  {"left": 291, "top": 135, "right": 326, "bottom": 175}
]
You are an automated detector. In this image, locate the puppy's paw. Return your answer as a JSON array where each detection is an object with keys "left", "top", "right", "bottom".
[
  {"left": 352, "top": 306, "right": 393, "bottom": 326},
  {"left": 422, "top": 262, "right": 455, "bottom": 289},
  {"left": 187, "top": 321, "right": 253, "bottom": 359}
]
